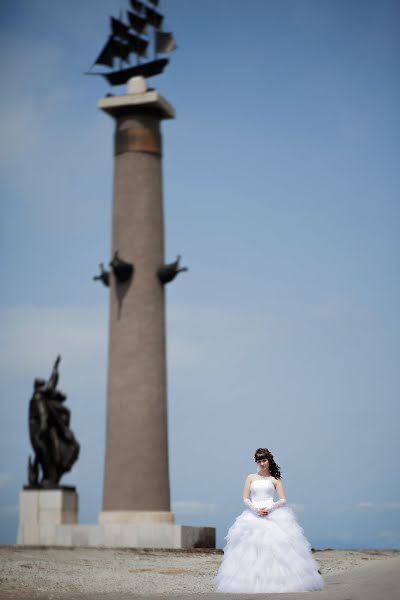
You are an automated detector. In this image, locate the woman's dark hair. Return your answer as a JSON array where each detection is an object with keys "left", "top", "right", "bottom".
[{"left": 254, "top": 448, "right": 282, "bottom": 479}]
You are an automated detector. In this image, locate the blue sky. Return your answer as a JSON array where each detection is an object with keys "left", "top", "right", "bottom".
[{"left": 0, "top": 0, "right": 399, "bottom": 549}]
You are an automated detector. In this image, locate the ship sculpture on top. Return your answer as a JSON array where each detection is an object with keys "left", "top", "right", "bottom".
[{"left": 87, "top": 0, "right": 177, "bottom": 86}]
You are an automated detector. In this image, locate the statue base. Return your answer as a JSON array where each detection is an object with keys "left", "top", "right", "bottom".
[
  {"left": 25, "top": 523, "right": 215, "bottom": 548},
  {"left": 17, "top": 490, "right": 215, "bottom": 548},
  {"left": 17, "top": 488, "right": 78, "bottom": 545}
]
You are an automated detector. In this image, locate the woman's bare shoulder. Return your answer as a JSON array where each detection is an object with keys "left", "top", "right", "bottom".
[{"left": 245, "top": 473, "right": 258, "bottom": 481}]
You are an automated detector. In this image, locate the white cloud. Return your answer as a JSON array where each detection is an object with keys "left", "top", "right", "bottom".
[
  {"left": 378, "top": 530, "right": 400, "bottom": 540},
  {"left": 356, "top": 501, "right": 400, "bottom": 511},
  {"left": 290, "top": 503, "right": 306, "bottom": 513},
  {"left": 172, "top": 500, "right": 217, "bottom": 515},
  {"left": 356, "top": 501, "right": 374, "bottom": 509}
]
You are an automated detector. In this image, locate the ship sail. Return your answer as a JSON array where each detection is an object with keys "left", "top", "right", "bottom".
[
  {"left": 94, "top": 38, "right": 115, "bottom": 68},
  {"left": 94, "top": 36, "right": 130, "bottom": 67},
  {"left": 126, "top": 32, "right": 148, "bottom": 57},
  {"left": 145, "top": 6, "right": 163, "bottom": 29},
  {"left": 111, "top": 17, "right": 130, "bottom": 39},
  {"left": 155, "top": 31, "right": 177, "bottom": 54},
  {"left": 130, "top": 0, "right": 145, "bottom": 12},
  {"left": 88, "top": 0, "right": 177, "bottom": 85},
  {"left": 127, "top": 11, "right": 147, "bottom": 34},
  {"left": 111, "top": 39, "right": 131, "bottom": 62}
]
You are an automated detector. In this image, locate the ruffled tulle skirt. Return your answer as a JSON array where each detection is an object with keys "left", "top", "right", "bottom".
[{"left": 215, "top": 505, "right": 324, "bottom": 593}]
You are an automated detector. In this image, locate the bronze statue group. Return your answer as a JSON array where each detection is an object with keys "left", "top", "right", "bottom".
[{"left": 28, "top": 356, "right": 79, "bottom": 489}]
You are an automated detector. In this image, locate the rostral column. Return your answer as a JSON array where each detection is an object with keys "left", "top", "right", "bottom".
[{"left": 90, "top": 3, "right": 185, "bottom": 525}]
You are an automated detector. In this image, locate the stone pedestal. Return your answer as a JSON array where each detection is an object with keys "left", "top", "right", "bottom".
[
  {"left": 17, "top": 487, "right": 213, "bottom": 547},
  {"left": 17, "top": 488, "right": 78, "bottom": 545},
  {"left": 24, "top": 524, "right": 215, "bottom": 548},
  {"left": 17, "top": 488, "right": 215, "bottom": 547}
]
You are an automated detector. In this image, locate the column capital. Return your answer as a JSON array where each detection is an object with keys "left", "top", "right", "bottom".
[{"left": 98, "top": 76, "right": 175, "bottom": 120}]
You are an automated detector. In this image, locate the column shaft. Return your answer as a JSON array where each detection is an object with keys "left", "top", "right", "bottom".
[{"left": 102, "top": 112, "right": 170, "bottom": 513}]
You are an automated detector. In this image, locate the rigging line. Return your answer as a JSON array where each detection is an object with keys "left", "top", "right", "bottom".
[
  {"left": 153, "top": 0, "right": 160, "bottom": 61},
  {"left": 155, "top": 0, "right": 165, "bottom": 60},
  {"left": 118, "top": 7, "right": 123, "bottom": 70}
]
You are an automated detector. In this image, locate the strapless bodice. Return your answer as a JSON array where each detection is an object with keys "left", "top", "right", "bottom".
[{"left": 250, "top": 478, "right": 276, "bottom": 508}]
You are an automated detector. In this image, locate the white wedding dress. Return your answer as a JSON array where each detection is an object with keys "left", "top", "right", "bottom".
[{"left": 215, "top": 478, "right": 324, "bottom": 593}]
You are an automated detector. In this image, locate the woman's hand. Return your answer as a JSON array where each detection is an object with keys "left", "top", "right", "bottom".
[{"left": 258, "top": 507, "right": 270, "bottom": 516}]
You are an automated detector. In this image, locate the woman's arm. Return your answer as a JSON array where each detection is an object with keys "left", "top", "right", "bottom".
[
  {"left": 242, "top": 475, "right": 252, "bottom": 501},
  {"left": 275, "top": 478, "right": 286, "bottom": 501},
  {"left": 242, "top": 475, "right": 260, "bottom": 515},
  {"left": 271, "top": 478, "right": 287, "bottom": 510},
  {"left": 259, "top": 478, "right": 287, "bottom": 516}
]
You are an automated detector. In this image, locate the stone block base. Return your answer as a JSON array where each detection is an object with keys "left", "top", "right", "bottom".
[
  {"left": 17, "top": 490, "right": 215, "bottom": 548},
  {"left": 18, "top": 523, "right": 215, "bottom": 549},
  {"left": 17, "top": 523, "right": 215, "bottom": 549},
  {"left": 17, "top": 489, "right": 78, "bottom": 545}
]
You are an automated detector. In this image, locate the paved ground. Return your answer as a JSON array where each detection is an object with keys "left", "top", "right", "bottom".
[{"left": 0, "top": 547, "right": 399, "bottom": 599}]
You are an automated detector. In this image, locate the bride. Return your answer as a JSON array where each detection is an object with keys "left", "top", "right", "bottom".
[{"left": 215, "top": 448, "right": 324, "bottom": 593}]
